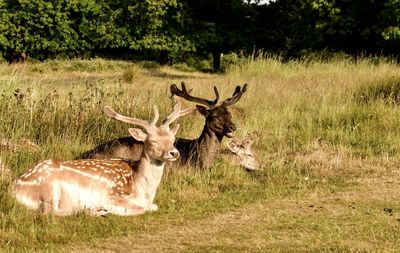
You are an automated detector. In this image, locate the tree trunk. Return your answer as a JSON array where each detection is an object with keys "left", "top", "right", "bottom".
[
  {"left": 158, "top": 50, "right": 168, "bottom": 65},
  {"left": 212, "top": 50, "right": 221, "bottom": 72}
]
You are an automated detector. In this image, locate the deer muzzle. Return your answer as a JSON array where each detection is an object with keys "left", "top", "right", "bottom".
[
  {"left": 225, "top": 124, "right": 236, "bottom": 138},
  {"left": 163, "top": 148, "right": 180, "bottom": 161}
]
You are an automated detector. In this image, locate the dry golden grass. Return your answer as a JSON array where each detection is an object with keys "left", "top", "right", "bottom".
[
  {"left": 72, "top": 180, "right": 400, "bottom": 253},
  {"left": 1, "top": 57, "right": 400, "bottom": 252}
]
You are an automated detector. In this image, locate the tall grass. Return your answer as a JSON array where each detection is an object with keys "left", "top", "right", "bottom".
[{"left": 1, "top": 56, "right": 400, "bottom": 252}]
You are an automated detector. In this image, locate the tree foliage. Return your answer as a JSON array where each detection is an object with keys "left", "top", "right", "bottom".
[
  {"left": 0, "top": 0, "right": 399, "bottom": 63},
  {"left": 0, "top": 0, "right": 194, "bottom": 61},
  {"left": 1, "top": 0, "right": 77, "bottom": 59},
  {"left": 182, "top": 0, "right": 256, "bottom": 70}
]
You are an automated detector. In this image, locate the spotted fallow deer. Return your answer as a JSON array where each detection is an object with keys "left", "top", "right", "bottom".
[
  {"left": 224, "top": 136, "right": 261, "bottom": 171},
  {"left": 11, "top": 102, "right": 192, "bottom": 216},
  {"left": 84, "top": 82, "right": 247, "bottom": 169}
]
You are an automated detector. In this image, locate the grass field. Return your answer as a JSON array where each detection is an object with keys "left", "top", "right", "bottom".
[{"left": 1, "top": 56, "right": 400, "bottom": 252}]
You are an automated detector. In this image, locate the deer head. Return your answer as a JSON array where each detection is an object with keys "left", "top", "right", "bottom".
[
  {"left": 170, "top": 81, "right": 247, "bottom": 139},
  {"left": 226, "top": 136, "right": 260, "bottom": 171},
  {"left": 104, "top": 102, "right": 193, "bottom": 163}
]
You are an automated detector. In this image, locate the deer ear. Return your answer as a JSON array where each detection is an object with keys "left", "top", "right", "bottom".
[
  {"left": 227, "top": 140, "right": 241, "bottom": 154},
  {"left": 196, "top": 105, "right": 209, "bottom": 117},
  {"left": 128, "top": 128, "right": 147, "bottom": 142},
  {"left": 242, "top": 137, "right": 253, "bottom": 148},
  {"left": 170, "top": 124, "right": 180, "bottom": 136}
]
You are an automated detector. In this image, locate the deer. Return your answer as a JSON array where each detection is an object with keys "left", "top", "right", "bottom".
[
  {"left": 0, "top": 137, "right": 39, "bottom": 152},
  {"left": 11, "top": 102, "right": 192, "bottom": 216},
  {"left": 223, "top": 136, "right": 261, "bottom": 171},
  {"left": 83, "top": 82, "right": 248, "bottom": 169}
]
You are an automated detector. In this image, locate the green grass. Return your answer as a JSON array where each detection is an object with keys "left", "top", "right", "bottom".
[{"left": 1, "top": 57, "right": 400, "bottom": 252}]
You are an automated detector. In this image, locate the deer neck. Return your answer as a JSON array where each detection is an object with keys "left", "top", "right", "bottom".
[
  {"left": 132, "top": 153, "right": 165, "bottom": 203},
  {"left": 194, "top": 126, "right": 223, "bottom": 168}
]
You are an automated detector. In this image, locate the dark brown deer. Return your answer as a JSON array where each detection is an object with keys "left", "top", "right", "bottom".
[{"left": 84, "top": 82, "right": 247, "bottom": 169}]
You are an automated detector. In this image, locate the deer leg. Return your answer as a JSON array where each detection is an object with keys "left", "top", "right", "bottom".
[
  {"left": 39, "top": 200, "right": 53, "bottom": 214},
  {"left": 147, "top": 203, "right": 158, "bottom": 211},
  {"left": 51, "top": 182, "right": 62, "bottom": 213},
  {"left": 36, "top": 181, "right": 58, "bottom": 214},
  {"left": 111, "top": 196, "right": 146, "bottom": 216},
  {"left": 91, "top": 207, "right": 109, "bottom": 216}
]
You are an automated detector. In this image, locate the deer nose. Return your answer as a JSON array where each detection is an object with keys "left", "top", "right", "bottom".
[
  {"left": 228, "top": 124, "right": 236, "bottom": 132},
  {"left": 169, "top": 150, "right": 180, "bottom": 159}
]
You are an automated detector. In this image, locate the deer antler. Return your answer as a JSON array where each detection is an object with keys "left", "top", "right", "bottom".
[
  {"left": 104, "top": 106, "right": 152, "bottom": 130},
  {"left": 105, "top": 103, "right": 192, "bottom": 130},
  {"left": 170, "top": 81, "right": 219, "bottom": 108},
  {"left": 150, "top": 105, "right": 159, "bottom": 126},
  {"left": 162, "top": 102, "right": 193, "bottom": 126},
  {"left": 221, "top": 83, "right": 248, "bottom": 107}
]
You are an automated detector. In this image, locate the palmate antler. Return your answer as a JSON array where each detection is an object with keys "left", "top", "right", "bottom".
[
  {"left": 170, "top": 81, "right": 220, "bottom": 108},
  {"left": 170, "top": 81, "right": 248, "bottom": 108},
  {"left": 104, "top": 102, "right": 192, "bottom": 130},
  {"left": 221, "top": 83, "right": 248, "bottom": 107}
]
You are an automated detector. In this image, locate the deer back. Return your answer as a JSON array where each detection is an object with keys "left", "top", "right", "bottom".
[{"left": 84, "top": 136, "right": 143, "bottom": 161}]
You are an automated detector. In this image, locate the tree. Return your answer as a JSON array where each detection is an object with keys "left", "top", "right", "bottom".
[
  {"left": 253, "top": 0, "right": 320, "bottom": 57},
  {"left": 0, "top": 0, "right": 10, "bottom": 60},
  {"left": 1, "top": 0, "right": 77, "bottom": 60},
  {"left": 253, "top": 0, "right": 400, "bottom": 58},
  {"left": 182, "top": 0, "right": 256, "bottom": 71},
  {"left": 68, "top": 0, "right": 129, "bottom": 55},
  {"left": 312, "top": 0, "right": 388, "bottom": 55},
  {"left": 124, "top": 0, "right": 195, "bottom": 64},
  {"left": 0, "top": 0, "right": 195, "bottom": 62},
  {"left": 381, "top": 0, "right": 400, "bottom": 55}
]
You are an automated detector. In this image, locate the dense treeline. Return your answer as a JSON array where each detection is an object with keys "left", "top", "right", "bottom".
[{"left": 0, "top": 0, "right": 399, "bottom": 69}]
